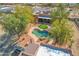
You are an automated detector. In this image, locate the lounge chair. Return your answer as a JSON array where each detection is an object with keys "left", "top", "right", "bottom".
[{"left": 47, "top": 40, "right": 54, "bottom": 45}]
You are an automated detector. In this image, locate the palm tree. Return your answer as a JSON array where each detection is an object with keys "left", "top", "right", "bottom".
[
  {"left": 50, "top": 4, "right": 73, "bottom": 46},
  {"left": 51, "top": 4, "right": 69, "bottom": 22}
]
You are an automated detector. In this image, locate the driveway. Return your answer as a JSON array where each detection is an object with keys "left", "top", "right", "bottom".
[{"left": 70, "top": 21, "right": 79, "bottom": 56}]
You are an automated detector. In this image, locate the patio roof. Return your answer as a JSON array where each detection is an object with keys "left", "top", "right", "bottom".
[
  {"left": 38, "top": 16, "right": 51, "bottom": 19},
  {"left": 21, "top": 43, "right": 40, "bottom": 56}
]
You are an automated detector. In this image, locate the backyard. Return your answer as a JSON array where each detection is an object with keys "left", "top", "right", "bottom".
[{"left": 0, "top": 3, "right": 79, "bottom": 56}]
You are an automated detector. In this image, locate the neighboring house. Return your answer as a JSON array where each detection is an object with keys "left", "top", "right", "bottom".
[
  {"left": 68, "top": 8, "right": 79, "bottom": 20},
  {"left": 68, "top": 8, "right": 79, "bottom": 28}
]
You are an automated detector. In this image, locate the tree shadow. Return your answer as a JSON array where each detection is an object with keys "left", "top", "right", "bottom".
[{"left": 0, "top": 33, "right": 9, "bottom": 41}]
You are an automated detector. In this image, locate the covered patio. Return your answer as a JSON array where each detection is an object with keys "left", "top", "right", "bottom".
[
  {"left": 36, "top": 16, "right": 51, "bottom": 24},
  {"left": 19, "top": 43, "right": 40, "bottom": 56}
]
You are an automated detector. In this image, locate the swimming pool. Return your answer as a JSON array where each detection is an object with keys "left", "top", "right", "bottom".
[
  {"left": 32, "top": 29, "right": 48, "bottom": 38},
  {"left": 36, "top": 45, "right": 71, "bottom": 56}
]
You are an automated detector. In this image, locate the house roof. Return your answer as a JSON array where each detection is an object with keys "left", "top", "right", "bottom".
[
  {"left": 21, "top": 43, "right": 40, "bottom": 56},
  {"left": 68, "top": 10, "right": 79, "bottom": 19}
]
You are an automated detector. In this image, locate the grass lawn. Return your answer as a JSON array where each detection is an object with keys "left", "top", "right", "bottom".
[{"left": 38, "top": 24, "right": 48, "bottom": 29}]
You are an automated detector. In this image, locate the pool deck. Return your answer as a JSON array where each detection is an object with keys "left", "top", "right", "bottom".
[
  {"left": 27, "top": 24, "right": 69, "bottom": 49},
  {"left": 15, "top": 34, "right": 34, "bottom": 48},
  {"left": 27, "top": 26, "right": 39, "bottom": 42}
]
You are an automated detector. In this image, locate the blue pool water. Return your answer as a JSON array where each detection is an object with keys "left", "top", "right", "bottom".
[
  {"left": 32, "top": 29, "right": 48, "bottom": 38},
  {"left": 36, "top": 45, "right": 72, "bottom": 56}
]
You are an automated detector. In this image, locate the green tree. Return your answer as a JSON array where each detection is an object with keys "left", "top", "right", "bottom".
[
  {"left": 50, "top": 19, "right": 73, "bottom": 45},
  {"left": 50, "top": 4, "right": 73, "bottom": 47},
  {"left": 51, "top": 4, "right": 69, "bottom": 22},
  {"left": 2, "top": 14, "right": 28, "bottom": 36},
  {"left": 1, "top": 5, "right": 34, "bottom": 36},
  {"left": 14, "top": 5, "right": 34, "bottom": 23}
]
